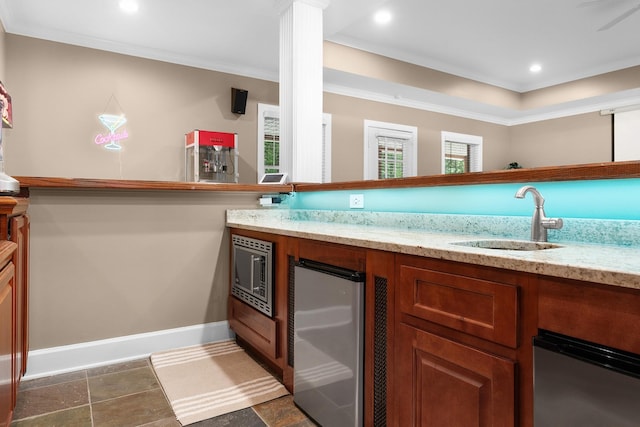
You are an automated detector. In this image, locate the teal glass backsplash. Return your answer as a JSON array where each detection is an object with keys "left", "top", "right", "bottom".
[{"left": 288, "top": 178, "right": 640, "bottom": 220}]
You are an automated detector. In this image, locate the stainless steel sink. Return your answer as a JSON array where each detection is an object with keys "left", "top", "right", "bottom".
[{"left": 451, "top": 239, "right": 562, "bottom": 251}]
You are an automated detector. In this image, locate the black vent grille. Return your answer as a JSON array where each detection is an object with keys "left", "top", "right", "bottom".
[
  {"left": 373, "top": 275, "right": 388, "bottom": 427},
  {"left": 232, "top": 234, "right": 272, "bottom": 252},
  {"left": 287, "top": 255, "right": 295, "bottom": 368}
]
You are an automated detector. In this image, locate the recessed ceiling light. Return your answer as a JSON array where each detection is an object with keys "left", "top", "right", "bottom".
[
  {"left": 374, "top": 10, "right": 392, "bottom": 25},
  {"left": 119, "top": 0, "right": 139, "bottom": 14},
  {"left": 530, "top": 63, "right": 542, "bottom": 73}
]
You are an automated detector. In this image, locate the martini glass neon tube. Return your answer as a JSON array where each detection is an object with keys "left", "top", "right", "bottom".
[{"left": 98, "top": 114, "right": 127, "bottom": 150}]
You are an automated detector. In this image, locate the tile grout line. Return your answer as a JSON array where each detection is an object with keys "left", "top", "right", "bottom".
[
  {"left": 12, "top": 372, "right": 91, "bottom": 424},
  {"left": 16, "top": 359, "right": 305, "bottom": 426},
  {"left": 252, "top": 407, "right": 271, "bottom": 427},
  {"left": 85, "top": 370, "right": 95, "bottom": 427},
  {"left": 10, "top": 405, "right": 93, "bottom": 424},
  {"left": 88, "top": 360, "right": 176, "bottom": 426}
]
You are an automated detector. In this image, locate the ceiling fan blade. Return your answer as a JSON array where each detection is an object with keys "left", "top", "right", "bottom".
[{"left": 598, "top": 3, "right": 640, "bottom": 30}]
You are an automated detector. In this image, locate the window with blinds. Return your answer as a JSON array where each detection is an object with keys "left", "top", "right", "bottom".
[
  {"left": 444, "top": 141, "right": 470, "bottom": 174},
  {"left": 441, "top": 131, "right": 483, "bottom": 174},
  {"left": 263, "top": 116, "right": 280, "bottom": 174},
  {"left": 364, "top": 120, "right": 418, "bottom": 180},
  {"left": 257, "top": 103, "right": 332, "bottom": 182},
  {"left": 377, "top": 135, "right": 407, "bottom": 179}
]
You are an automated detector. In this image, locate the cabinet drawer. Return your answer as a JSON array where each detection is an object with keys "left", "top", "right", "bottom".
[
  {"left": 398, "top": 263, "right": 519, "bottom": 348},
  {"left": 229, "top": 297, "right": 278, "bottom": 359}
]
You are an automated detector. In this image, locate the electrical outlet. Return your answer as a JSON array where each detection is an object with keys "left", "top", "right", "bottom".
[{"left": 349, "top": 194, "right": 364, "bottom": 209}]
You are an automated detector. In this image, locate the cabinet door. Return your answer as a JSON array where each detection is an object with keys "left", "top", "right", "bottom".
[
  {"left": 10, "top": 215, "right": 27, "bottom": 382},
  {"left": 0, "top": 262, "right": 15, "bottom": 426},
  {"left": 395, "top": 323, "right": 515, "bottom": 427}
]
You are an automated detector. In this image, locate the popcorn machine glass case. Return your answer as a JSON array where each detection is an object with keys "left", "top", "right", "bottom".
[{"left": 185, "top": 130, "right": 238, "bottom": 183}]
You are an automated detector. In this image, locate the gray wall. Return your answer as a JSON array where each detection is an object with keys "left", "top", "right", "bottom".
[
  {"left": 508, "top": 113, "right": 612, "bottom": 168},
  {"left": 28, "top": 189, "right": 261, "bottom": 349}
]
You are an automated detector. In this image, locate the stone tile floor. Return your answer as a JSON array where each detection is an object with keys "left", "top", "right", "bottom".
[{"left": 11, "top": 358, "right": 316, "bottom": 427}]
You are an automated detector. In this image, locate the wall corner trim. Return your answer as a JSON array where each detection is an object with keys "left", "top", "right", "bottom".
[{"left": 23, "top": 321, "right": 234, "bottom": 380}]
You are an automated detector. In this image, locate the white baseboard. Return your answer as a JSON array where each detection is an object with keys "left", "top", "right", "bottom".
[{"left": 24, "top": 321, "right": 235, "bottom": 380}]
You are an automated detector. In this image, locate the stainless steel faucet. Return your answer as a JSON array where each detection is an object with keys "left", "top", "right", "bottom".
[{"left": 515, "top": 185, "right": 563, "bottom": 242}]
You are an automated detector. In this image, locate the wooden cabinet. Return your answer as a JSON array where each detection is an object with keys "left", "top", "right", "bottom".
[
  {"left": 395, "top": 323, "right": 515, "bottom": 427},
  {"left": 226, "top": 229, "right": 397, "bottom": 414},
  {"left": 364, "top": 249, "right": 395, "bottom": 427},
  {"left": 538, "top": 275, "right": 640, "bottom": 355},
  {"left": 227, "top": 232, "right": 537, "bottom": 426},
  {"left": 10, "top": 215, "right": 29, "bottom": 387},
  {"left": 227, "top": 228, "right": 291, "bottom": 387},
  {"left": 297, "top": 238, "right": 366, "bottom": 272},
  {"left": 296, "top": 239, "right": 395, "bottom": 426},
  {"left": 229, "top": 296, "right": 277, "bottom": 359},
  {"left": 0, "top": 242, "right": 17, "bottom": 427},
  {"left": 226, "top": 224, "right": 640, "bottom": 427},
  {"left": 394, "top": 255, "right": 525, "bottom": 427},
  {"left": 0, "top": 197, "right": 29, "bottom": 427},
  {"left": 397, "top": 259, "right": 520, "bottom": 348}
]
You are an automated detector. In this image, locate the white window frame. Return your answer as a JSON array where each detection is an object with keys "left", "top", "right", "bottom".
[
  {"left": 441, "top": 131, "right": 483, "bottom": 174},
  {"left": 257, "top": 103, "right": 280, "bottom": 179},
  {"left": 364, "top": 120, "right": 418, "bottom": 180},
  {"left": 257, "top": 103, "right": 332, "bottom": 182}
]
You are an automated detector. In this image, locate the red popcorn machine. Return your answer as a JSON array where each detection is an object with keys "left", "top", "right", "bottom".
[{"left": 185, "top": 130, "right": 238, "bottom": 183}]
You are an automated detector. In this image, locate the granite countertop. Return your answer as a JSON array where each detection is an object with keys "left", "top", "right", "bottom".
[{"left": 227, "top": 209, "right": 640, "bottom": 290}]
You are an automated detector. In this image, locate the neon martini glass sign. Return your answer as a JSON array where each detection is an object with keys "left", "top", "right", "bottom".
[{"left": 96, "top": 114, "right": 128, "bottom": 150}]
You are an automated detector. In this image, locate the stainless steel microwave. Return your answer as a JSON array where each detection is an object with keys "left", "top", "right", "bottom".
[{"left": 231, "top": 234, "right": 274, "bottom": 317}]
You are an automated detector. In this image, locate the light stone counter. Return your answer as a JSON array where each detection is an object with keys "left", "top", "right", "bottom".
[{"left": 227, "top": 209, "right": 640, "bottom": 290}]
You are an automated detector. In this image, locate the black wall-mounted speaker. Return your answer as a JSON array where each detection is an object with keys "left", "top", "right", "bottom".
[{"left": 231, "top": 88, "right": 248, "bottom": 115}]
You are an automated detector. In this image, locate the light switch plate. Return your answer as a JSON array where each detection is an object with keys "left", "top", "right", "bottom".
[{"left": 349, "top": 194, "right": 364, "bottom": 209}]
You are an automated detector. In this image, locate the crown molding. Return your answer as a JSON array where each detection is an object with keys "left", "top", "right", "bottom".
[{"left": 6, "top": 20, "right": 640, "bottom": 127}]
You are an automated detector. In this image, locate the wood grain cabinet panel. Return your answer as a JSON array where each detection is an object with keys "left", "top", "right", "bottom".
[
  {"left": 229, "top": 297, "right": 277, "bottom": 360},
  {"left": 398, "top": 262, "right": 519, "bottom": 348},
  {"left": 395, "top": 323, "right": 515, "bottom": 427},
  {"left": 227, "top": 229, "right": 289, "bottom": 379},
  {"left": 0, "top": 261, "right": 15, "bottom": 427},
  {"left": 297, "top": 238, "right": 366, "bottom": 272},
  {"left": 10, "top": 215, "right": 28, "bottom": 387},
  {"left": 538, "top": 276, "right": 640, "bottom": 355},
  {"left": 0, "top": 197, "right": 28, "bottom": 427},
  {"left": 394, "top": 255, "right": 525, "bottom": 426}
]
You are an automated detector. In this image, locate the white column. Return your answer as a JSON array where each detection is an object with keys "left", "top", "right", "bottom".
[{"left": 278, "top": 0, "right": 329, "bottom": 183}]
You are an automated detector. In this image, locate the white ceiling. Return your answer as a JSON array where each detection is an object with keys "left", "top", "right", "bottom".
[{"left": 1, "top": 0, "right": 640, "bottom": 123}]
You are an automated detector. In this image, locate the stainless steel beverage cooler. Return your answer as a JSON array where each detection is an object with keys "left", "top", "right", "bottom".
[
  {"left": 293, "top": 259, "right": 365, "bottom": 427},
  {"left": 185, "top": 130, "right": 238, "bottom": 183},
  {"left": 533, "top": 330, "right": 640, "bottom": 426}
]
